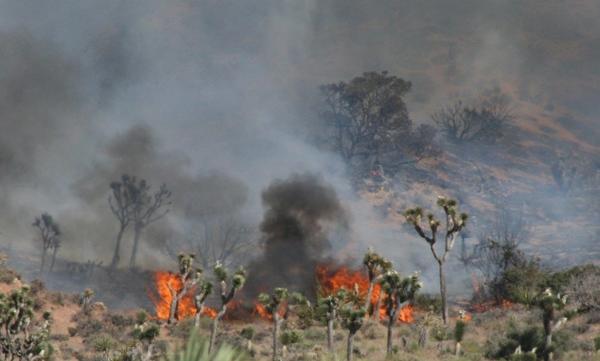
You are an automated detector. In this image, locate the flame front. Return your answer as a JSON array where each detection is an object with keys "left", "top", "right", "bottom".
[
  {"left": 151, "top": 271, "right": 197, "bottom": 321},
  {"left": 316, "top": 265, "right": 415, "bottom": 323}
]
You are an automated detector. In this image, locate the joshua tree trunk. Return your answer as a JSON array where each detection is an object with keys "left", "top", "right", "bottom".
[
  {"left": 327, "top": 317, "right": 335, "bottom": 352},
  {"left": 438, "top": 262, "right": 448, "bottom": 324},
  {"left": 386, "top": 309, "right": 397, "bottom": 355},
  {"left": 110, "top": 225, "right": 126, "bottom": 269},
  {"left": 209, "top": 306, "right": 227, "bottom": 353},
  {"left": 346, "top": 332, "right": 355, "bottom": 361},
  {"left": 543, "top": 310, "right": 553, "bottom": 361},
  {"left": 40, "top": 247, "right": 47, "bottom": 272},
  {"left": 50, "top": 246, "right": 58, "bottom": 271},
  {"left": 455, "top": 341, "right": 461, "bottom": 356},
  {"left": 418, "top": 327, "right": 428, "bottom": 348},
  {"left": 168, "top": 290, "right": 179, "bottom": 324},
  {"left": 129, "top": 224, "right": 142, "bottom": 268},
  {"left": 364, "top": 281, "right": 374, "bottom": 316},
  {"left": 194, "top": 303, "right": 204, "bottom": 327},
  {"left": 272, "top": 312, "right": 281, "bottom": 361}
]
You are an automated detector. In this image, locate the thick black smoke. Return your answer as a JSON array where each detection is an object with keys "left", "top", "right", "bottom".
[{"left": 245, "top": 173, "right": 348, "bottom": 298}]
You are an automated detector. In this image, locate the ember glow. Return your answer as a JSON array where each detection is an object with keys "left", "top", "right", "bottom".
[
  {"left": 150, "top": 271, "right": 197, "bottom": 321},
  {"left": 472, "top": 299, "right": 514, "bottom": 313},
  {"left": 316, "top": 265, "right": 415, "bottom": 323}
]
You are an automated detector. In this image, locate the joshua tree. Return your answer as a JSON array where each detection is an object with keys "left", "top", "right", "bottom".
[
  {"left": 0, "top": 286, "right": 52, "bottom": 360},
  {"left": 194, "top": 280, "right": 213, "bottom": 328},
  {"left": 108, "top": 175, "right": 135, "bottom": 269},
  {"left": 208, "top": 262, "right": 246, "bottom": 354},
  {"left": 32, "top": 213, "right": 61, "bottom": 273},
  {"left": 362, "top": 248, "right": 392, "bottom": 316},
  {"left": 258, "top": 288, "right": 288, "bottom": 361},
  {"left": 380, "top": 271, "right": 421, "bottom": 355},
  {"left": 454, "top": 310, "right": 468, "bottom": 356},
  {"left": 404, "top": 196, "right": 467, "bottom": 324},
  {"left": 317, "top": 289, "right": 347, "bottom": 353},
  {"left": 339, "top": 286, "right": 366, "bottom": 361},
  {"left": 167, "top": 254, "right": 205, "bottom": 324},
  {"left": 128, "top": 176, "right": 172, "bottom": 268},
  {"left": 536, "top": 288, "right": 568, "bottom": 361},
  {"left": 131, "top": 312, "right": 160, "bottom": 361},
  {"left": 79, "top": 288, "right": 95, "bottom": 315}
]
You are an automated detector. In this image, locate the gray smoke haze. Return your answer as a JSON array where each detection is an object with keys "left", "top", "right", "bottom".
[{"left": 0, "top": 0, "right": 597, "bottom": 299}]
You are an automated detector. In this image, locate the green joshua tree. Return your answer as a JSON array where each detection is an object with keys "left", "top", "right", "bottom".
[
  {"left": 194, "top": 280, "right": 213, "bottom": 328},
  {"left": 454, "top": 310, "right": 467, "bottom": 356},
  {"left": 536, "top": 288, "right": 568, "bottom": 361},
  {"left": 166, "top": 254, "right": 206, "bottom": 325},
  {"left": 362, "top": 248, "right": 392, "bottom": 316},
  {"left": 0, "top": 286, "right": 52, "bottom": 360},
  {"left": 317, "top": 289, "right": 347, "bottom": 353},
  {"left": 258, "top": 288, "right": 288, "bottom": 361},
  {"left": 380, "top": 271, "right": 421, "bottom": 355},
  {"left": 209, "top": 262, "right": 246, "bottom": 354},
  {"left": 339, "top": 286, "right": 366, "bottom": 361},
  {"left": 79, "top": 288, "right": 95, "bottom": 315},
  {"left": 32, "top": 213, "right": 61, "bottom": 273},
  {"left": 131, "top": 311, "right": 160, "bottom": 361},
  {"left": 404, "top": 196, "right": 467, "bottom": 324}
]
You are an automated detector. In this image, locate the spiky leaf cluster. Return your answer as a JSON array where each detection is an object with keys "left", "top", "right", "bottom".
[
  {"left": 338, "top": 287, "right": 366, "bottom": 335},
  {"left": 316, "top": 289, "right": 347, "bottom": 321},
  {"left": 258, "top": 288, "right": 288, "bottom": 315},
  {"left": 0, "top": 286, "right": 52, "bottom": 360},
  {"left": 363, "top": 248, "right": 392, "bottom": 281},
  {"left": 214, "top": 262, "right": 246, "bottom": 306},
  {"left": 380, "top": 271, "right": 422, "bottom": 306}
]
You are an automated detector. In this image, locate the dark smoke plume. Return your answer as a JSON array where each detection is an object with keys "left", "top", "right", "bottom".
[{"left": 245, "top": 173, "right": 348, "bottom": 298}]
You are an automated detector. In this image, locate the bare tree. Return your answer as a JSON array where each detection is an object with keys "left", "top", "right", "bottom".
[
  {"left": 32, "top": 212, "right": 61, "bottom": 272},
  {"left": 180, "top": 216, "right": 255, "bottom": 270},
  {"left": 468, "top": 208, "right": 530, "bottom": 303},
  {"left": 127, "top": 177, "right": 172, "bottom": 268},
  {"left": 433, "top": 88, "right": 513, "bottom": 143},
  {"left": 108, "top": 175, "right": 135, "bottom": 269},
  {"left": 404, "top": 196, "right": 468, "bottom": 324}
]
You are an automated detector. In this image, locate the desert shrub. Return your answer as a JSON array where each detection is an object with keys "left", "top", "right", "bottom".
[
  {"left": 413, "top": 293, "right": 442, "bottom": 313},
  {"left": 487, "top": 325, "right": 575, "bottom": 360},
  {"left": 240, "top": 327, "right": 254, "bottom": 340},
  {"left": 165, "top": 331, "right": 247, "bottom": 361},
  {"left": 509, "top": 354, "right": 537, "bottom": 361},
  {"left": 109, "top": 313, "right": 135, "bottom": 328},
  {"left": 74, "top": 316, "right": 104, "bottom": 338},
  {"left": 303, "top": 328, "right": 325, "bottom": 341},
  {"left": 502, "top": 260, "right": 548, "bottom": 304},
  {"left": 594, "top": 336, "right": 600, "bottom": 352},
  {"left": 280, "top": 330, "right": 302, "bottom": 346},
  {"left": 295, "top": 303, "right": 314, "bottom": 329}
]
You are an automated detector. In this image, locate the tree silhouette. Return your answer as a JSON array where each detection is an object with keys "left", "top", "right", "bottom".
[{"left": 32, "top": 213, "right": 61, "bottom": 272}]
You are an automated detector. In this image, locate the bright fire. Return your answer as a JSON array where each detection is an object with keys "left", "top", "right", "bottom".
[
  {"left": 253, "top": 302, "right": 287, "bottom": 321},
  {"left": 316, "top": 265, "right": 414, "bottom": 323},
  {"left": 150, "top": 271, "right": 197, "bottom": 321}
]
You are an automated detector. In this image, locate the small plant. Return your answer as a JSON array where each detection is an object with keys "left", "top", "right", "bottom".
[
  {"left": 454, "top": 310, "right": 467, "bottom": 356},
  {"left": 80, "top": 288, "right": 95, "bottom": 315},
  {"left": 380, "top": 270, "right": 421, "bottom": 355},
  {"left": 240, "top": 327, "right": 255, "bottom": 354},
  {"left": 165, "top": 331, "right": 247, "bottom": 361},
  {"left": 209, "top": 262, "right": 246, "bottom": 354},
  {"left": 0, "top": 286, "right": 53, "bottom": 360},
  {"left": 131, "top": 316, "right": 161, "bottom": 361}
]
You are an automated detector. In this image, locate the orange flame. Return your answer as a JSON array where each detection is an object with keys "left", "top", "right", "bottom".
[
  {"left": 150, "top": 271, "right": 197, "bottom": 321},
  {"left": 316, "top": 265, "right": 415, "bottom": 323},
  {"left": 201, "top": 307, "right": 218, "bottom": 319},
  {"left": 253, "top": 302, "right": 287, "bottom": 321}
]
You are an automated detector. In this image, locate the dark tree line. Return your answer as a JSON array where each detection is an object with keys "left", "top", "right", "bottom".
[{"left": 318, "top": 71, "right": 440, "bottom": 178}]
